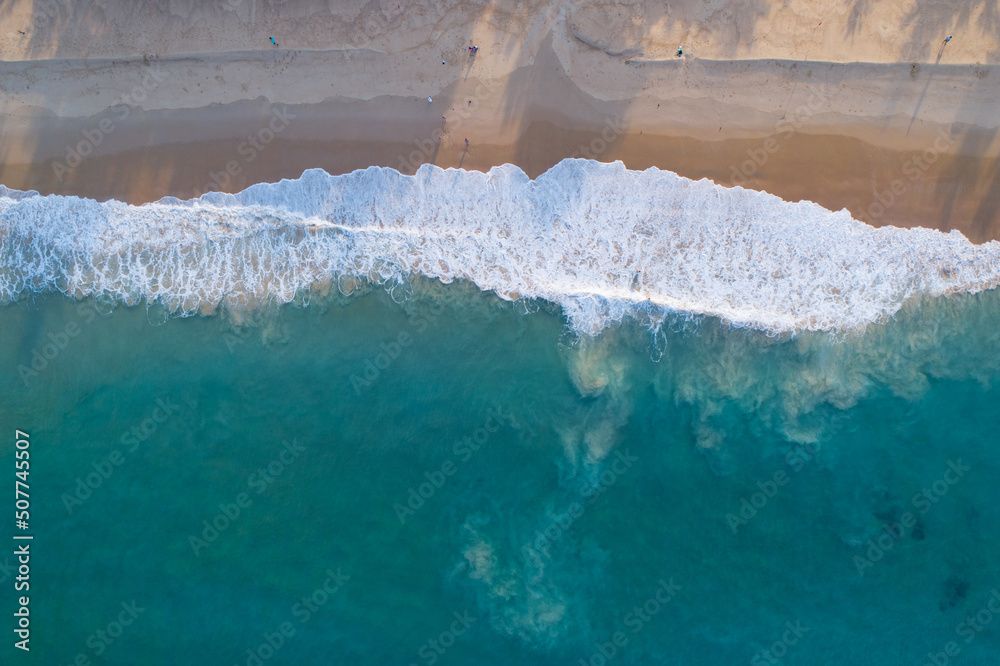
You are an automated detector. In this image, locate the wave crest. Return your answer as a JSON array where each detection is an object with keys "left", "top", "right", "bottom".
[{"left": 2, "top": 160, "right": 999, "bottom": 334}]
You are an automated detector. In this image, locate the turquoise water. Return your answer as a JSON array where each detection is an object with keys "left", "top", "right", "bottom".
[
  {"left": 3, "top": 161, "right": 1000, "bottom": 664},
  {"left": 4, "top": 278, "right": 1000, "bottom": 665}
]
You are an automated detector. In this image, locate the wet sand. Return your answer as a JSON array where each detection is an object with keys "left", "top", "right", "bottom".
[
  {"left": 1, "top": 0, "right": 998, "bottom": 240},
  {"left": 2, "top": 96, "right": 998, "bottom": 242}
]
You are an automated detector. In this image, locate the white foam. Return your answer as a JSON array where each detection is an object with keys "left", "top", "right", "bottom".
[{"left": 2, "top": 159, "right": 999, "bottom": 334}]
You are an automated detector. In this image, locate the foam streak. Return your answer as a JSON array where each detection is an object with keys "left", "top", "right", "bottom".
[{"left": 2, "top": 161, "right": 998, "bottom": 334}]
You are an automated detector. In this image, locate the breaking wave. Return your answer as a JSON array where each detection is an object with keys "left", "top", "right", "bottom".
[{"left": 2, "top": 160, "right": 999, "bottom": 334}]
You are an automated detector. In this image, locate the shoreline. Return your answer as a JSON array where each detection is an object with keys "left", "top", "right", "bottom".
[
  {"left": 1, "top": 97, "right": 998, "bottom": 243},
  {"left": 1, "top": 0, "right": 998, "bottom": 241}
]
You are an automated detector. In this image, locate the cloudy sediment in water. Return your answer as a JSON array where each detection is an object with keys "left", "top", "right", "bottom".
[{"left": 3, "top": 162, "right": 1000, "bottom": 664}]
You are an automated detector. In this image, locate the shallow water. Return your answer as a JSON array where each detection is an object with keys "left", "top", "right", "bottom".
[
  {"left": 3, "top": 277, "right": 1000, "bottom": 665},
  {"left": 5, "top": 161, "right": 1000, "bottom": 335}
]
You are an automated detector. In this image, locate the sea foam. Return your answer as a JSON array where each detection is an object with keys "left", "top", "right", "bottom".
[{"left": 2, "top": 160, "right": 999, "bottom": 334}]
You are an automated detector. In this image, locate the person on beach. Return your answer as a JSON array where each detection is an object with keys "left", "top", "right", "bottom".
[
  {"left": 676, "top": 47, "right": 683, "bottom": 57},
  {"left": 944, "top": 35, "right": 952, "bottom": 44},
  {"left": 269, "top": 37, "right": 278, "bottom": 47}
]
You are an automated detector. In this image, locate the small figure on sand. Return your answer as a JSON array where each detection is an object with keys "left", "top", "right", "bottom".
[
  {"left": 944, "top": 35, "right": 952, "bottom": 44},
  {"left": 269, "top": 37, "right": 278, "bottom": 47},
  {"left": 468, "top": 46, "right": 478, "bottom": 54},
  {"left": 676, "top": 47, "right": 683, "bottom": 57},
  {"left": 428, "top": 97, "right": 433, "bottom": 103},
  {"left": 465, "top": 138, "right": 469, "bottom": 146}
]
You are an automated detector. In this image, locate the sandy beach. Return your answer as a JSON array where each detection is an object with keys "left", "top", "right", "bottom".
[
  {"left": 1, "top": 0, "right": 998, "bottom": 239},
  {"left": 6, "top": 7, "right": 1000, "bottom": 660}
]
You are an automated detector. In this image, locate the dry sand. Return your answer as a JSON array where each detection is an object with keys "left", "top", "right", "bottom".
[{"left": 1, "top": 0, "right": 998, "bottom": 239}]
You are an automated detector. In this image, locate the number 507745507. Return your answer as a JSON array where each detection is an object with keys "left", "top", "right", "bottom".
[{"left": 15, "top": 431, "right": 30, "bottom": 531}]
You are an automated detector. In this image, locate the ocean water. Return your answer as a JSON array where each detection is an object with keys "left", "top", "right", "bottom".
[{"left": 2, "top": 160, "right": 999, "bottom": 665}]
